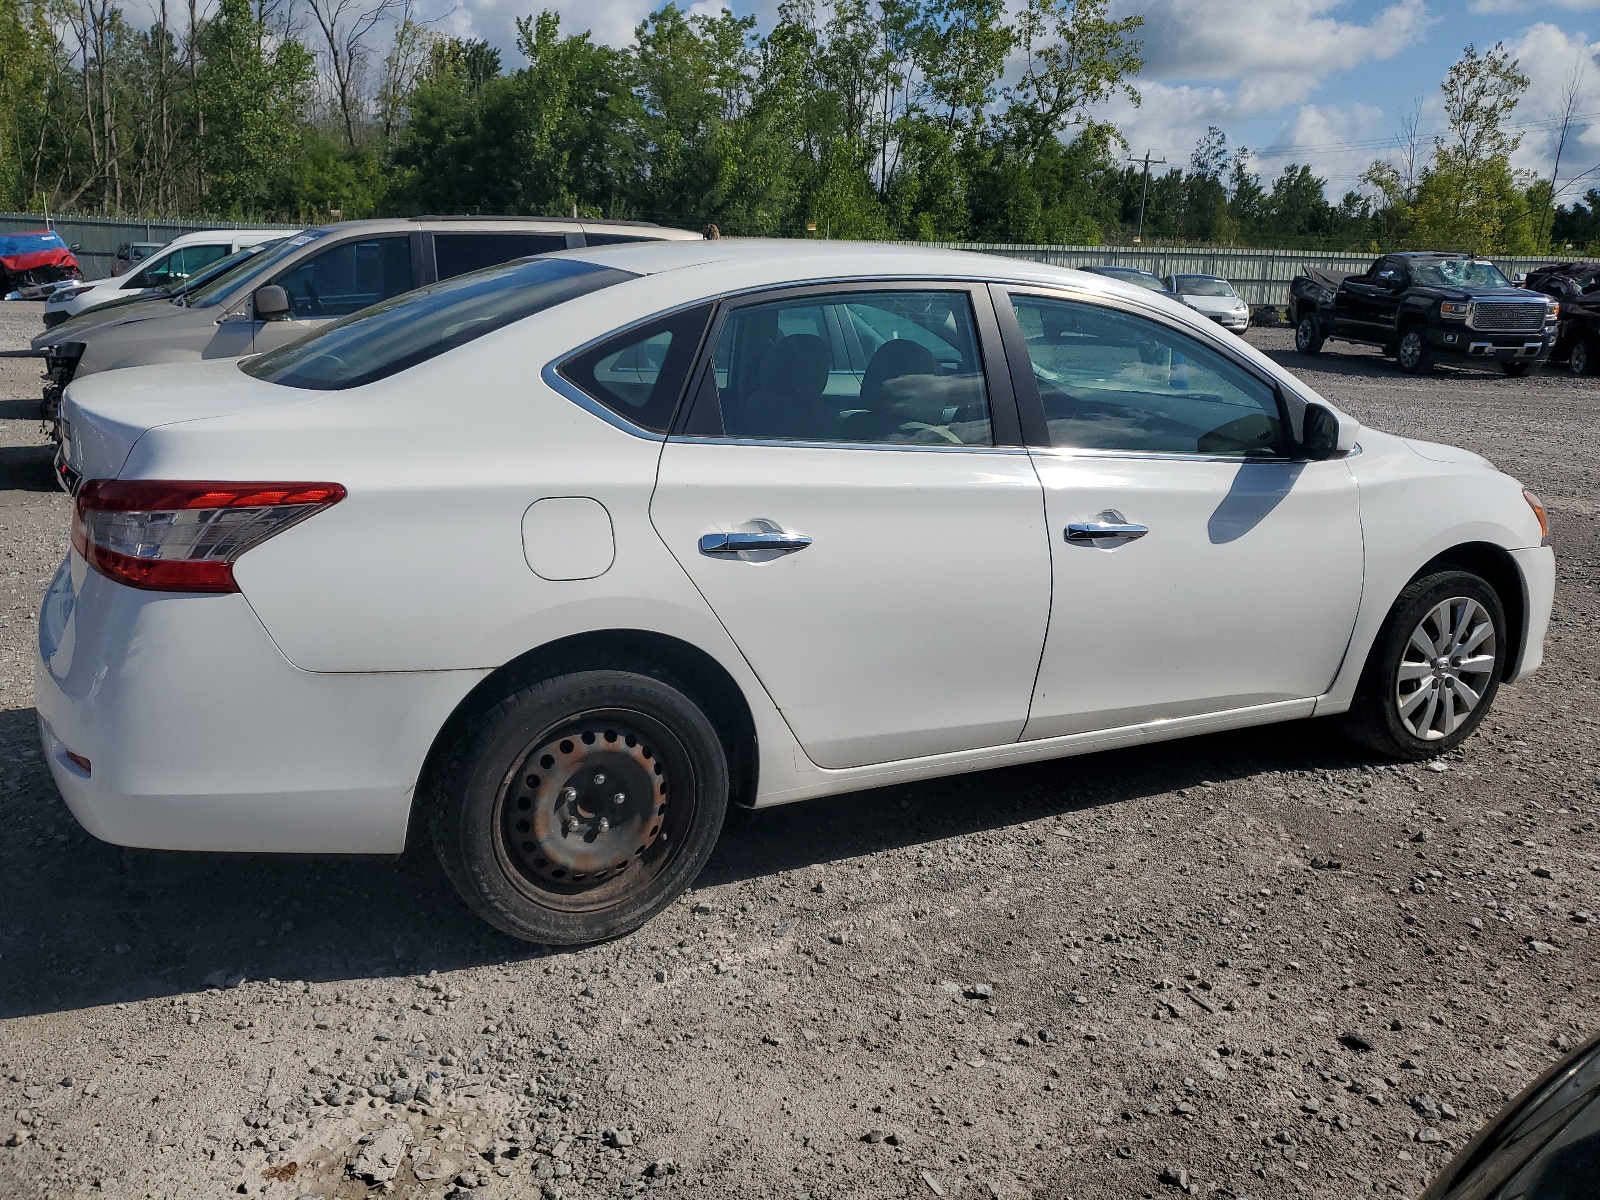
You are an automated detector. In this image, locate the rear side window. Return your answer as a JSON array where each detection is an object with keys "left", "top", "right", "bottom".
[
  {"left": 242, "top": 257, "right": 635, "bottom": 390},
  {"left": 558, "top": 305, "right": 713, "bottom": 433},
  {"left": 434, "top": 232, "right": 570, "bottom": 280}
]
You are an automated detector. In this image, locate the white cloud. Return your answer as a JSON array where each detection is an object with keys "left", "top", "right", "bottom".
[
  {"left": 1500, "top": 22, "right": 1600, "bottom": 187},
  {"left": 1471, "top": 1, "right": 1600, "bottom": 13},
  {"left": 1112, "top": 0, "right": 1432, "bottom": 108}
]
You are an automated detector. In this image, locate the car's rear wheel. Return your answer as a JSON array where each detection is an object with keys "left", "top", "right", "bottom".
[
  {"left": 427, "top": 669, "right": 729, "bottom": 944},
  {"left": 1338, "top": 570, "right": 1506, "bottom": 760},
  {"left": 1396, "top": 327, "right": 1432, "bottom": 374},
  {"left": 1570, "top": 338, "right": 1595, "bottom": 376},
  {"left": 1295, "top": 315, "right": 1324, "bottom": 354}
]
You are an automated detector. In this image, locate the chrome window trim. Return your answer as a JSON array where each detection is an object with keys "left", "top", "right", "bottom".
[{"left": 668, "top": 435, "right": 1030, "bottom": 455}]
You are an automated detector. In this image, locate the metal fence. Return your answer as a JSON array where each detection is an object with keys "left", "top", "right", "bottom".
[
  {"left": 0, "top": 213, "right": 297, "bottom": 279},
  {"left": 0, "top": 211, "right": 1567, "bottom": 297}
]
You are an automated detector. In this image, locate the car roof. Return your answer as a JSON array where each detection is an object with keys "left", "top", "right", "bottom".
[
  {"left": 291, "top": 216, "right": 699, "bottom": 238},
  {"left": 159, "top": 228, "right": 290, "bottom": 248},
  {"left": 1086, "top": 265, "right": 1157, "bottom": 275},
  {"left": 553, "top": 238, "right": 1142, "bottom": 291}
]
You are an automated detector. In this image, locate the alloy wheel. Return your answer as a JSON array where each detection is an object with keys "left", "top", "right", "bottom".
[
  {"left": 1394, "top": 597, "right": 1497, "bottom": 741},
  {"left": 1572, "top": 340, "right": 1592, "bottom": 376},
  {"left": 1398, "top": 330, "right": 1424, "bottom": 371}
]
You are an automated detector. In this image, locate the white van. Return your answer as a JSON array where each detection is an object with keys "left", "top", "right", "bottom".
[{"left": 42, "top": 228, "right": 295, "bottom": 327}]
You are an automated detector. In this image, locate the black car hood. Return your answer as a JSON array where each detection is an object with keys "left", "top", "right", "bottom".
[{"left": 1409, "top": 285, "right": 1545, "bottom": 303}]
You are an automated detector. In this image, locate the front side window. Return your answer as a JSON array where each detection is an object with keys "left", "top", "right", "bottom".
[
  {"left": 243, "top": 257, "right": 634, "bottom": 390},
  {"left": 686, "top": 289, "right": 993, "bottom": 446},
  {"left": 1009, "top": 293, "right": 1284, "bottom": 457},
  {"left": 133, "top": 243, "right": 230, "bottom": 289},
  {"left": 272, "top": 237, "right": 413, "bottom": 320},
  {"left": 434, "top": 232, "right": 569, "bottom": 280},
  {"left": 559, "top": 305, "right": 713, "bottom": 433},
  {"left": 190, "top": 229, "right": 330, "bottom": 308}
]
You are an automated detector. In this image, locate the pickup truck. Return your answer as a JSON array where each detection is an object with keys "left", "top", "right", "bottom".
[
  {"left": 1522, "top": 261, "right": 1600, "bottom": 376},
  {"left": 1289, "top": 252, "right": 1558, "bottom": 375}
]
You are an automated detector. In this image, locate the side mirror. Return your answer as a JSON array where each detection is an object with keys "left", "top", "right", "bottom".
[
  {"left": 1302, "top": 404, "right": 1342, "bottom": 460},
  {"left": 253, "top": 284, "right": 290, "bottom": 321},
  {"left": 1513, "top": 272, "right": 1527, "bottom": 284}
]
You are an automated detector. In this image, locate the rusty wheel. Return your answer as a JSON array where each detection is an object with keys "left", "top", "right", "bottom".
[
  {"left": 495, "top": 714, "right": 678, "bottom": 908},
  {"left": 429, "top": 668, "right": 728, "bottom": 944}
]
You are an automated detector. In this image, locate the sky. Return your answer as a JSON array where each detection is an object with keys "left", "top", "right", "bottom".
[{"left": 430, "top": 0, "right": 1600, "bottom": 203}]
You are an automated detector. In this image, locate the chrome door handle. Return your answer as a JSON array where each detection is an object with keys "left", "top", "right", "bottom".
[
  {"left": 1065, "top": 522, "right": 1148, "bottom": 542},
  {"left": 699, "top": 530, "right": 813, "bottom": 556}
]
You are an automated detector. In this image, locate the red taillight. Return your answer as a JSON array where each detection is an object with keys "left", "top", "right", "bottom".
[{"left": 72, "top": 480, "right": 346, "bottom": 593}]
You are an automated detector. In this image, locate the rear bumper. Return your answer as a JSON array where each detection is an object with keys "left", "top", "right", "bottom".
[
  {"left": 1507, "top": 545, "right": 1555, "bottom": 684},
  {"left": 34, "top": 554, "right": 484, "bottom": 854}
]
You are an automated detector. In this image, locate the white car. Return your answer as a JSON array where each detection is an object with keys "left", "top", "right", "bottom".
[
  {"left": 1167, "top": 273, "right": 1251, "bottom": 331},
  {"left": 42, "top": 228, "right": 292, "bottom": 327},
  {"left": 37, "top": 242, "right": 1555, "bottom": 945}
]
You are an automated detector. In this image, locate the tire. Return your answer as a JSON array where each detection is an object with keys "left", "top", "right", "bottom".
[
  {"left": 1396, "top": 326, "right": 1433, "bottom": 374},
  {"left": 1338, "top": 570, "right": 1506, "bottom": 761},
  {"left": 1501, "top": 362, "right": 1537, "bottom": 378},
  {"left": 1295, "top": 315, "right": 1324, "bottom": 355},
  {"left": 426, "top": 668, "right": 730, "bottom": 944},
  {"left": 1569, "top": 338, "right": 1595, "bottom": 376}
]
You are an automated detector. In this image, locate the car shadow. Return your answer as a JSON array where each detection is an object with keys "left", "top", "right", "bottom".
[
  {"left": 0, "top": 398, "right": 42, "bottom": 420},
  {"left": 0, "top": 703, "right": 1369, "bottom": 1019},
  {"left": 0, "top": 443, "right": 59, "bottom": 492}
]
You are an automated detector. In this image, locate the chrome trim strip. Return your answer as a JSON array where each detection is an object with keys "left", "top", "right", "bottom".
[
  {"left": 539, "top": 362, "right": 666, "bottom": 443},
  {"left": 1026, "top": 446, "right": 1304, "bottom": 466},
  {"left": 667, "top": 435, "right": 1027, "bottom": 454}
]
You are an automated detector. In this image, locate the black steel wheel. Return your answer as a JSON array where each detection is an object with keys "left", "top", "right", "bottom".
[
  {"left": 1295, "top": 315, "right": 1324, "bottom": 355},
  {"left": 1570, "top": 338, "right": 1595, "bottom": 376},
  {"left": 427, "top": 668, "right": 729, "bottom": 944}
]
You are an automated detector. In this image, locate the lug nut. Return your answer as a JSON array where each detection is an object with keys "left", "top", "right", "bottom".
[
  {"left": 564, "top": 818, "right": 579, "bottom": 835},
  {"left": 597, "top": 817, "right": 610, "bottom": 832},
  {"left": 560, "top": 786, "right": 577, "bottom": 804},
  {"left": 593, "top": 772, "right": 607, "bottom": 785},
  {"left": 613, "top": 792, "right": 626, "bottom": 805}
]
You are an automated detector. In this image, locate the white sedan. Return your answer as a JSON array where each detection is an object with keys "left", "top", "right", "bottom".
[{"left": 37, "top": 242, "right": 1555, "bottom": 944}]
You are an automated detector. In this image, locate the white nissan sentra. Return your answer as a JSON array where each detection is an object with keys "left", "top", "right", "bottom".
[{"left": 37, "top": 241, "right": 1555, "bottom": 944}]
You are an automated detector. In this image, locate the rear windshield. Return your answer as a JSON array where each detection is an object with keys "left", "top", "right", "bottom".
[
  {"left": 241, "top": 257, "right": 635, "bottom": 390},
  {"left": 1172, "top": 276, "right": 1236, "bottom": 297},
  {"left": 188, "top": 230, "right": 329, "bottom": 308},
  {"left": 1097, "top": 268, "right": 1165, "bottom": 292},
  {"left": 1409, "top": 259, "right": 1510, "bottom": 289}
]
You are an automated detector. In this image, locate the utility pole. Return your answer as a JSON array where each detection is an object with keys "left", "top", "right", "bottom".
[{"left": 1128, "top": 151, "right": 1166, "bottom": 244}]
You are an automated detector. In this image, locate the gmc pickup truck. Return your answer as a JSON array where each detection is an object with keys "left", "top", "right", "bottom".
[{"left": 1289, "top": 252, "right": 1558, "bottom": 375}]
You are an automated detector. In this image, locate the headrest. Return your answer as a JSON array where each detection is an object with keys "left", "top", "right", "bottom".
[
  {"left": 756, "top": 334, "right": 830, "bottom": 397},
  {"left": 861, "top": 339, "right": 940, "bottom": 406}
]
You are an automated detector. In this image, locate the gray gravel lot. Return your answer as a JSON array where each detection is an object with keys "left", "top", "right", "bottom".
[{"left": 0, "top": 307, "right": 1596, "bottom": 1200}]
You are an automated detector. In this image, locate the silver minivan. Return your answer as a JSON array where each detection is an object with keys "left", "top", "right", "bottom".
[{"left": 35, "top": 216, "right": 699, "bottom": 422}]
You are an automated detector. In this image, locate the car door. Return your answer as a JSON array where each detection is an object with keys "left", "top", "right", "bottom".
[
  {"left": 1334, "top": 259, "right": 1386, "bottom": 338},
  {"left": 250, "top": 235, "right": 415, "bottom": 354},
  {"left": 648, "top": 283, "right": 1052, "bottom": 769},
  {"left": 996, "top": 287, "right": 1363, "bottom": 739}
]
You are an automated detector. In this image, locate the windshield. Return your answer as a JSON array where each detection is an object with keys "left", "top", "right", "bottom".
[
  {"left": 167, "top": 243, "right": 276, "bottom": 299},
  {"left": 187, "top": 230, "right": 329, "bottom": 308},
  {"left": 1409, "top": 258, "right": 1511, "bottom": 289},
  {"left": 241, "top": 257, "right": 635, "bottom": 390},
  {"left": 1173, "top": 276, "right": 1237, "bottom": 297},
  {"left": 1096, "top": 267, "right": 1166, "bottom": 292}
]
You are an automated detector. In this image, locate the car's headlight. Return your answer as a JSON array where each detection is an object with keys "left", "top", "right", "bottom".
[
  {"left": 50, "top": 286, "right": 90, "bottom": 303},
  {"left": 1440, "top": 301, "right": 1469, "bottom": 319},
  {"left": 1546, "top": 299, "right": 1560, "bottom": 320}
]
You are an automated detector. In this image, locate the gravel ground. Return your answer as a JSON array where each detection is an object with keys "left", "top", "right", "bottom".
[{"left": 0, "top": 307, "right": 1596, "bottom": 1200}]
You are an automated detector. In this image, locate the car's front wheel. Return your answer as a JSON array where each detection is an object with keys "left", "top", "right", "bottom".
[
  {"left": 1295, "top": 315, "right": 1324, "bottom": 354},
  {"left": 427, "top": 668, "right": 729, "bottom": 944},
  {"left": 1396, "top": 327, "right": 1433, "bottom": 374},
  {"left": 1338, "top": 570, "right": 1506, "bottom": 760}
]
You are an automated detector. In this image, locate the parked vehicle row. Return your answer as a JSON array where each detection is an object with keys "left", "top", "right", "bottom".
[
  {"left": 1523, "top": 260, "right": 1600, "bottom": 375},
  {"left": 1290, "top": 252, "right": 1562, "bottom": 375},
  {"left": 43, "top": 228, "right": 292, "bottom": 327},
  {"left": 1079, "top": 265, "right": 1251, "bottom": 331},
  {"left": 39, "top": 239, "right": 1554, "bottom": 944},
  {"left": 34, "top": 216, "right": 698, "bottom": 428}
]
